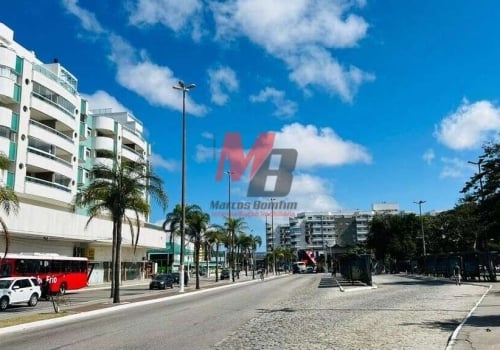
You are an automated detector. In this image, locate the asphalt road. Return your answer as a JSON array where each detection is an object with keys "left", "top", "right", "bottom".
[{"left": 0, "top": 274, "right": 490, "bottom": 350}]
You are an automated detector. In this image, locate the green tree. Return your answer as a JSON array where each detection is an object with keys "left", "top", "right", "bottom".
[
  {"left": 205, "top": 225, "right": 227, "bottom": 282},
  {"left": 461, "top": 141, "right": 500, "bottom": 250},
  {"left": 367, "top": 213, "right": 419, "bottom": 267},
  {"left": 163, "top": 204, "right": 210, "bottom": 288},
  {"left": 185, "top": 206, "right": 210, "bottom": 289},
  {"left": 0, "top": 154, "right": 19, "bottom": 258},
  {"left": 248, "top": 234, "right": 262, "bottom": 278},
  {"left": 427, "top": 203, "right": 478, "bottom": 253},
  {"left": 75, "top": 160, "right": 167, "bottom": 303},
  {"left": 225, "top": 217, "right": 248, "bottom": 281}
]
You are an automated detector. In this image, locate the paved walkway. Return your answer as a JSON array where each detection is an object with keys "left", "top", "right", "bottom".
[{"left": 449, "top": 281, "right": 500, "bottom": 349}]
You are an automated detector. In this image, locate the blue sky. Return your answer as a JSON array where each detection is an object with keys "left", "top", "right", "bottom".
[{"left": 2, "top": 1, "right": 500, "bottom": 239}]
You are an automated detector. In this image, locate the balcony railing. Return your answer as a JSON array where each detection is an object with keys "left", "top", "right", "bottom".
[
  {"left": 27, "top": 146, "right": 72, "bottom": 167},
  {"left": 30, "top": 119, "right": 73, "bottom": 142},
  {"left": 32, "top": 92, "right": 75, "bottom": 119},
  {"left": 33, "top": 64, "right": 77, "bottom": 95},
  {"left": 25, "top": 176, "right": 71, "bottom": 192}
]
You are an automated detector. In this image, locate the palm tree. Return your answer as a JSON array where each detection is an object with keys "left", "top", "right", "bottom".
[
  {"left": 249, "top": 234, "right": 262, "bottom": 279},
  {"left": 225, "top": 217, "right": 248, "bottom": 281},
  {"left": 185, "top": 207, "right": 210, "bottom": 289},
  {"left": 205, "top": 225, "right": 227, "bottom": 282},
  {"left": 163, "top": 204, "right": 207, "bottom": 274},
  {"left": 75, "top": 160, "right": 167, "bottom": 303},
  {"left": 0, "top": 154, "right": 19, "bottom": 258},
  {"left": 162, "top": 204, "right": 183, "bottom": 271},
  {"left": 236, "top": 232, "right": 249, "bottom": 275}
]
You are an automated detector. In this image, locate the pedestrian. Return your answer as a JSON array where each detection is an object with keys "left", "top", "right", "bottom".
[
  {"left": 184, "top": 270, "right": 189, "bottom": 286},
  {"left": 453, "top": 263, "right": 461, "bottom": 286}
]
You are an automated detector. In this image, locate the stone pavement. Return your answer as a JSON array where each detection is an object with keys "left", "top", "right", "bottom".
[{"left": 448, "top": 282, "right": 500, "bottom": 350}]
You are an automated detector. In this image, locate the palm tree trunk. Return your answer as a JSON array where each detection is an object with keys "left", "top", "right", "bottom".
[
  {"left": 215, "top": 244, "right": 219, "bottom": 282},
  {"left": 113, "top": 221, "right": 122, "bottom": 303},
  {"left": 110, "top": 222, "right": 117, "bottom": 298},
  {"left": 195, "top": 240, "right": 200, "bottom": 290}
]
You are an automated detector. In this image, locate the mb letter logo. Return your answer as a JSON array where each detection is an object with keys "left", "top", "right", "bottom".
[{"left": 216, "top": 132, "right": 297, "bottom": 197}]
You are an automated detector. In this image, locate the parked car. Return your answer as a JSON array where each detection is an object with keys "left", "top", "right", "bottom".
[
  {"left": 0, "top": 277, "right": 41, "bottom": 311},
  {"left": 169, "top": 272, "right": 180, "bottom": 284},
  {"left": 220, "top": 269, "right": 230, "bottom": 280},
  {"left": 149, "top": 274, "right": 174, "bottom": 290}
]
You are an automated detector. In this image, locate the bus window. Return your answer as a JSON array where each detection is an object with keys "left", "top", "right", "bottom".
[
  {"left": 15, "top": 260, "right": 26, "bottom": 274},
  {"left": 1, "top": 263, "right": 11, "bottom": 277},
  {"left": 52, "top": 260, "right": 63, "bottom": 273}
]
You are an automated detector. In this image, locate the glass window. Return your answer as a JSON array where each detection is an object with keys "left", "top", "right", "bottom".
[{"left": 0, "top": 263, "right": 11, "bottom": 277}]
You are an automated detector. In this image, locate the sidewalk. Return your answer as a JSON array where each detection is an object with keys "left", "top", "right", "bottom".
[{"left": 449, "top": 282, "right": 500, "bottom": 349}]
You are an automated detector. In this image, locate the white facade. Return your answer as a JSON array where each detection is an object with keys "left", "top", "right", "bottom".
[
  {"left": 288, "top": 209, "right": 379, "bottom": 254},
  {"left": 0, "top": 22, "right": 167, "bottom": 285},
  {"left": 372, "top": 202, "right": 400, "bottom": 214}
]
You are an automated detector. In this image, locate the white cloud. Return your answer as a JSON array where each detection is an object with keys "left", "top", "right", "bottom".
[
  {"left": 208, "top": 66, "right": 239, "bottom": 105},
  {"left": 150, "top": 153, "right": 177, "bottom": 172},
  {"left": 434, "top": 99, "right": 500, "bottom": 150},
  {"left": 439, "top": 157, "right": 469, "bottom": 179},
  {"left": 128, "top": 0, "right": 204, "bottom": 41},
  {"left": 81, "top": 90, "right": 130, "bottom": 113},
  {"left": 211, "top": 0, "right": 373, "bottom": 101},
  {"left": 274, "top": 123, "right": 372, "bottom": 168},
  {"left": 288, "top": 173, "right": 340, "bottom": 212},
  {"left": 195, "top": 122, "right": 371, "bottom": 168},
  {"left": 195, "top": 144, "right": 217, "bottom": 163},
  {"left": 422, "top": 149, "right": 435, "bottom": 165},
  {"left": 61, "top": 0, "right": 104, "bottom": 33},
  {"left": 202, "top": 131, "right": 215, "bottom": 139},
  {"left": 249, "top": 87, "right": 297, "bottom": 118},
  {"left": 108, "top": 35, "right": 208, "bottom": 116},
  {"left": 62, "top": 2, "right": 207, "bottom": 116}
]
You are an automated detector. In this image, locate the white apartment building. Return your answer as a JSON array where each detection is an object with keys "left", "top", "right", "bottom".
[
  {"left": 287, "top": 209, "right": 381, "bottom": 256},
  {"left": 0, "top": 22, "right": 169, "bottom": 285}
]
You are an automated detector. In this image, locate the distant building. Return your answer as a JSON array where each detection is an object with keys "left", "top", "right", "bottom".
[
  {"left": 268, "top": 204, "right": 402, "bottom": 263},
  {"left": 372, "top": 202, "right": 400, "bottom": 214}
]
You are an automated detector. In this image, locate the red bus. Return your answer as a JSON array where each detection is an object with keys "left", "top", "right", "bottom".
[{"left": 0, "top": 252, "right": 89, "bottom": 296}]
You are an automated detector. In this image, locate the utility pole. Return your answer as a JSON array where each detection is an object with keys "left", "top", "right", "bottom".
[{"left": 413, "top": 200, "right": 426, "bottom": 256}]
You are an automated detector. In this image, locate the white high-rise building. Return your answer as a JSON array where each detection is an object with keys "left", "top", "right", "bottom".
[{"left": 0, "top": 22, "right": 167, "bottom": 285}]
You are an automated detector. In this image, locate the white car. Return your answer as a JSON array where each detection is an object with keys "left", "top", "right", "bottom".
[{"left": 0, "top": 277, "right": 42, "bottom": 311}]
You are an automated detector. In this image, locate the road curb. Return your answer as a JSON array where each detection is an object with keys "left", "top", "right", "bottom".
[{"left": 341, "top": 284, "right": 378, "bottom": 292}]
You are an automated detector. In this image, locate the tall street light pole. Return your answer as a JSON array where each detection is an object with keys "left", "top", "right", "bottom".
[
  {"left": 173, "top": 80, "right": 196, "bottom": 293},
  {"left": 271, "top": 198, "right": 276, "bottom": 275},
  {"left": 414, "top": 200, "right": 426, "bottom": 256},
  {"left": 265, "top": 215, "right": 269, "bottom": 272},
  {"left": 224, "top": 170, "right": 235, "bottom": 282}
]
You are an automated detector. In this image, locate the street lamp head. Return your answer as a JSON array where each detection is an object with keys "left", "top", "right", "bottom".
[{"left": 173, "top": 81, "right": 195, "bottom": 91}]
